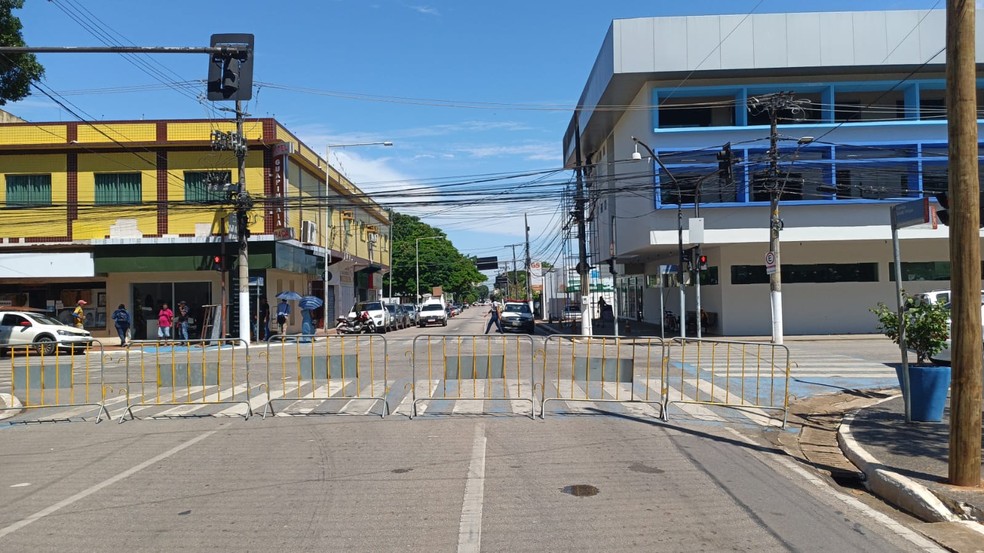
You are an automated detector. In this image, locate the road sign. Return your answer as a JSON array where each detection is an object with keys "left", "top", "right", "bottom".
[
  {"left": 891, "top": 198, "right": 932, "bottom": 229},
  {"left": 765, "top": 251, "right": 776, "bottom": 275},
  {"left": 476, "top": 256, "right": 499, "bottom": 271}
]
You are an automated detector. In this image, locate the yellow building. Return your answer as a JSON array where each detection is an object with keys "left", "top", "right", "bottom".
[{"left": 0, "top": 118, "right": 390, "bottom": 340}]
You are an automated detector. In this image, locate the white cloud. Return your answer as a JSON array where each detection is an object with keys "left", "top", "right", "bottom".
[{"left": 410, "top": 5, "right": 440, "bottom": 16}]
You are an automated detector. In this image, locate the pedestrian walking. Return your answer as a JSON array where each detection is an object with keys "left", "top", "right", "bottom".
[
  {"left": 484, "top": 302, "right": 503, "bottom": 334},
  {"left": 158, "top": 302, "right": 174, "bottom": 341},
  {"left": 72, "top": 299, "right": 87, "bottom": 329},
  {"left": 276, "top": 298, "right": 290, "bottom": 336},
  {"left": 300, "top": 308, "right": 313, "bottom": 342},
  {"left": 259, "top": 299, "right": 270, "bottom": 341},
  {"left": 112, "top": 303, "right": 131, "bottom": 347},
  {"left": 176, "top": 301, "right": 191, "bottom": 341}
]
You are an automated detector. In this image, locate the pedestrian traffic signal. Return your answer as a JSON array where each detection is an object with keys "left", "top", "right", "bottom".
[
  {"left": 698, "top": 254, "right": 708, "bottom": 271},
  {"left": 606, "top": 258, "right": 618, "bottom": 276}
]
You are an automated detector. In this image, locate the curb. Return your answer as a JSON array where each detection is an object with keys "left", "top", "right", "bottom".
[
  {"left": 838, "top": 399, "right": 960, "bottom": 523},
  {"left": 0, "top": 392, "right": 23, "bottom": 421}
]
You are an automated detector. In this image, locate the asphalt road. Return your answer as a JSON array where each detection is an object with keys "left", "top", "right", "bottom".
[{"left": 0, "top": 309, "right": 942, "bottom": 552}]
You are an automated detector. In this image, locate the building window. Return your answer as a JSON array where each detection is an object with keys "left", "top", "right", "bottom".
[
  {"left": 888, "top": 262, "right": 952, "bottom": 282},
  {"left": 184, "top": 171, "right": 231, "bottom": 203},
  {"left": 658, "top": 95, "right": 736, "bottom": 128},
  {"left": 95, "top": 173, "right": 142, "bottom": 205},
  {"left": 5, "top": 174, "right": 52, "bottom": 206},
  {"left": 732, "top": 263, "right": 878, "bottom": 285}
]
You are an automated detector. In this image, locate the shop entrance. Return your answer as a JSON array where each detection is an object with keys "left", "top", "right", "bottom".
[{"left": 130, "top": 282, "right": 211, "bottom": 340}]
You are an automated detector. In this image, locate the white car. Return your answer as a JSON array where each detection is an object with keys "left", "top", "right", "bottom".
[
  {"left": 500, "top": 302, "right": 535, "bottom": 334},
  {"left": 348, "top": 301, "right": 390, "bottom": 333},
  {"left": 929, "top": 295, "right": 984, "bottom": 364},
  {"left": 418, "top": 303, "right": 448, "bottom": 327},
  {"left": 0, "top": 310, "right": 93, "bottom": 355}
]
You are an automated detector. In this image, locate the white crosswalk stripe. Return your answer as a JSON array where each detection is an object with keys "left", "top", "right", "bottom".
[{"left": 788, "top": 351, "right": 897, "bottom": 378}]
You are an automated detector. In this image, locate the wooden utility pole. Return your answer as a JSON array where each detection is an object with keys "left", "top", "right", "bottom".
[{"left": 946, "top": 0, "right": 982, "bottom": 487}]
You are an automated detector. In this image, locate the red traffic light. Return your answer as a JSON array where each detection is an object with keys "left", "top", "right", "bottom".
[{"left": 698, "top": 255, "right": 708, "bottom": 270}]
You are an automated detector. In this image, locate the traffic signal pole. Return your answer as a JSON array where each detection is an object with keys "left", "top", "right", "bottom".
[{"left": 235, "top": 100, "right": 251, "bottom": 344}]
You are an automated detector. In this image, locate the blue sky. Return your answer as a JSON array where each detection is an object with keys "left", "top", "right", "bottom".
[{"left": 12, "top": 0, "right": 946, "bottom": 271}]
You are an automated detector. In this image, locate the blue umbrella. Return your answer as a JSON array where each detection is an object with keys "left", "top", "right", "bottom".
[
  {"left": 298, "top": 295, "right": 324, "bottom": 310},
  {"left": 276, "top": 291, "right": 302, "bottom": 301}
]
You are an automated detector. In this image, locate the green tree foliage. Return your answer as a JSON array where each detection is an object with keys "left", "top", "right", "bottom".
[
  {"left": 385, "top": 212, "right": 485, "bottom": 301},
  {"left": 0, "top": 1, "right": 44, "bottom": 105},
  {"left": 870, "top": 292, "right": 950, "bottom": 364}
]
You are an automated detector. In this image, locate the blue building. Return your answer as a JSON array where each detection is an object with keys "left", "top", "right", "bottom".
[{"left": 564, "top": 9, "right": 983, "bottom": 336}]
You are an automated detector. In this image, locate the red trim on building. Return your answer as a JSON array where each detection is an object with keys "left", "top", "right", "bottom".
[
  {"left": 67, "top": 153, "right": 78, "bottom": 239},
  {"left": 156, "top": 121, "right": 167, "bottom": 143},
  {"left": 262, "top": 119, "right": 276, "bottom": 142},
  {"left": 157, "top": 149, "right": 168, "bottom": 235},
  {"left": 264, "top": 148, "right": 275, "bottom": 234},
  {"left": 66, "top": 122, "right": 77, "bottom": 144}
]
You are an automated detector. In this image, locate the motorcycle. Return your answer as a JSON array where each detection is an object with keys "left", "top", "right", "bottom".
[
  {"left": 663, "top": 310, "right": 680, "bottom": 333},
  {"left": 335, "top": 313, "right": 376, "bottom": 334}
]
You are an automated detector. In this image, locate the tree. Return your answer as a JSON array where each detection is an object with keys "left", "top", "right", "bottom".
[
  {"left": 385, "top": 212, "right": 485, "bottom": 301},
  {"left": 0, "top": 1, "right": 44, "bottom": 105}
]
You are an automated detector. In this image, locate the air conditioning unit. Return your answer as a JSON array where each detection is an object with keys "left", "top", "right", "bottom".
[{"left": 301, "top": 220, "right": 317, "bottom": 244}]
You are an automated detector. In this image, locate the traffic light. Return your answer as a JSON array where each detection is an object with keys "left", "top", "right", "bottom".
[
  {"left": 606, "top": 258, "right": 618, "bottom": 276},
  {"left": 934, "top": 192, "right": 984, "bottom": 227},
  {"left": 698, "top": 254, "right": 708, "bottom": 271},
  {"left": 210, "top": 254, "right": 234, "bottom": 271},
  {"left": 717, "top": 142, "right": 733, "bottom": 183}
]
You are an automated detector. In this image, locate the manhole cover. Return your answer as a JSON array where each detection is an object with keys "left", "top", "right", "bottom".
[{"left": 562, "top": 484, "right": 599, "bottom": 497}]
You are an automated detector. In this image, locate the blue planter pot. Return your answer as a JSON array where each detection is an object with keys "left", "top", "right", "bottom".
[{"left": 895, "top": 365, "right": 951, "bottom": 422}]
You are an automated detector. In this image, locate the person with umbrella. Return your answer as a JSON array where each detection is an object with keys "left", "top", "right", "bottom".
[
  {"left": 276, "top": 298, "right": 291, "bottom": 336},
  {"left": 297, "top": 295, "right": 323, "bottom": 341}
]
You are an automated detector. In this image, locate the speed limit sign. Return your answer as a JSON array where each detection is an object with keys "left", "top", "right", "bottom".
[{"left": 765, "top": 251, "right": 776, "bottom": 274}]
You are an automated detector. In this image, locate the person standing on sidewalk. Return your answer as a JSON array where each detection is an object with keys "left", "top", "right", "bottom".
[
  {"left": 176, "top": 301, "right": 191, "bottom": 341},
  {"left": 259, "top": 299, "right": 270, "bottom": 341},
  {"left": 157, "top": 302, "right": 174, "bottom": 341},
  {"left": 484, "top": 302, "right": 503, "bottom": 334},
  {"left": 72, "top": 299, "right": 87, "bottom": 329}
]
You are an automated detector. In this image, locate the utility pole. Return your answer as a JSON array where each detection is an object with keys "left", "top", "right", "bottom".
[
  {"left": 234, "top": 100, "right": 251, "bottom": 343},
  {"left": 574, "top": 122, "right": 592, "bottom": 336},
  {"left": 524, "top": 213, "right": 533, "bottom": 310},
  {"left": 749, "top": 92, "right": 809, "bottom": 345},
  {"left": 946, "top": 0, "right": 982, "bottom": 487},
  {"left": 510, "top": 243, "right": 519, "bottom": 299}
]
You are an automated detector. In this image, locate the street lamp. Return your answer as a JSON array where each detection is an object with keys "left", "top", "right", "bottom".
[
  {"left": 416, "top": 235, "right": 442, "bottom": 305},
  {"left": 633, "top": 136, "right": 686, "bottom": 338},
  {"left": 323, "top": 141, "right": 393, "bottom": 329}
]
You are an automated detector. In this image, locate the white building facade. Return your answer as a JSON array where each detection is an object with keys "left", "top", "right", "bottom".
[{"left": 564, "top": 9, "right": 984, "bottom": 336}]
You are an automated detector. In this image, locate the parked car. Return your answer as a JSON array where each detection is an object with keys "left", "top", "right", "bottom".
[
  {"left": 500, "top": 302, "right": 535, "bottom": 334},
  {"left": 930, "top": 297, "right": 984, "bottom": 364},
  {"left": 402, "top": 304, "right": 418, "bottom": 325},
  {"left": 418, "top": 303, "right": 448, "bottom": 327},
  {"left": 0, "top": 310, "right": 93, "bottom": 355},
  {"left": 384, "top": 303, "right": 406, "bottom": 330},
  {"left": 348, "top": 301, "right": 390, "bottom": 333}
]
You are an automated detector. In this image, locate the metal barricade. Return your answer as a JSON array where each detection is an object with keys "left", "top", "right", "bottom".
[
  {"left": 262, "top": 334, "right": 388, "bottom": 418},
  {"left": 118, "top": 338, "right": 252, "bottom": 422},
  {"left": 0, "top": 341, "right": 109, "bottom": 422},
  {"left": 664, "top": 338, "right": 791, "bottom": 427},
  {"left": 411, "top": 334, "right": 536, "bottom": 418},
  {"left": 539, "top": 335, "right": 666, "bottom": 419}
]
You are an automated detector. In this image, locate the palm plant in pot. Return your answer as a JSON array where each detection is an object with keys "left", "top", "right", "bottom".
[{"left": 870, "top": 292, "right": 951, "bottom": 422}]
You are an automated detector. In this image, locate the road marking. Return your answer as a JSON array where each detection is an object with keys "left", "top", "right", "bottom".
[
  {"left": 457, "top": 422, "right": 486, "bottom": 553},
  {"left": 0, "top": 430, "right": 216, "bottom": 539}
]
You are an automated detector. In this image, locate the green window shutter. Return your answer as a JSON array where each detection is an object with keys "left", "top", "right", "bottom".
[
  {"left": 6, "top": 174, "right": 52, "bottom": 206},
  {"left": 95, "top": 173, "right": 142, "bottom": 205},
  {"left": 184, "top": 171, "right": 230, "bottom": 203}
]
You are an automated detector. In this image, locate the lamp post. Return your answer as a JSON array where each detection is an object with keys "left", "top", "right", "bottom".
[
  {"left": 323, "top": 141, "right": 392, "bottom": 329},
  {"left": 633, "top": 136, "right": 686, "bottom": 338},
  {"left": 416, "top": 235, "right": 442, "bottom": 304}
]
